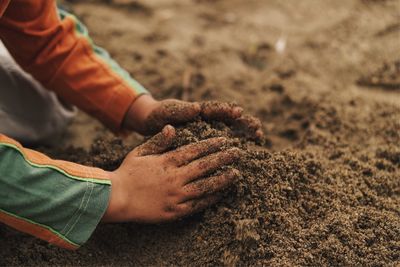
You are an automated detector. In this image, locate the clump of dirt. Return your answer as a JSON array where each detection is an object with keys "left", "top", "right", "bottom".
[
  {"left": 357, "top": 60, "right": 400, "bottom": 90},
  {"left": 239, "top": 43, "right": 272, "bottom": 71}
]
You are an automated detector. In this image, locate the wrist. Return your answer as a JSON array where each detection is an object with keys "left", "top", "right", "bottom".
[
  {"left": 122, "top": 94, "right": 160, "bottom": 133},
  {"left": 102, "top": 171, "right": 125, "bottom": 222}
]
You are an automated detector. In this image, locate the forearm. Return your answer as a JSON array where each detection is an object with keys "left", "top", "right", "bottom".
[
  {"left": 0, "top": 0, "right": 149, "bottom": 132},
  {"left": 0, "top": 134, "right": 111, "bottom": 249}
]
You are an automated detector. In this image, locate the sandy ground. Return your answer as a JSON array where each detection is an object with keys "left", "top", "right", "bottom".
[
  {"left": 64, "top": 0, "right": 399, "bottom": 149},
  {"left": 1, "top": 0, "right": 399, "bottom": 266}
]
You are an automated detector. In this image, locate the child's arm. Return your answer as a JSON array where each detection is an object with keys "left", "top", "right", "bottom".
[
  {"left": 0, "top": 0, "right": 262, "bottom": 137},
  {"left": 0, "top": 0, "right": 147, "bottom": 132},
  {"left": 0, "top": 127, "right": 241, "bottom": 249}
]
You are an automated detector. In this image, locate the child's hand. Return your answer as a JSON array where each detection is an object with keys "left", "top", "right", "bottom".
[
  {"left": 103, "top": 125, "right": 242, "bottom": 223},
  {"left": 123, "top": 95, "right": 263, "bottom": 138}
]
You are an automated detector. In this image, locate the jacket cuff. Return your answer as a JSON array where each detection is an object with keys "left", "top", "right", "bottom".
[{"left": 104, "top": 84, "right": 149, "bottom": 133}]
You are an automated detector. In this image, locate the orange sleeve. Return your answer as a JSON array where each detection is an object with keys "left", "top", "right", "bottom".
[{"left": 0, "top": 0, "right": 148, "bottom": 132}]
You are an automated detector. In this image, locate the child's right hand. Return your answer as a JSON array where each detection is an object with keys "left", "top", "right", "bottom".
[{"left": 102, "top": 125, "right": 242, "bottom": 223}]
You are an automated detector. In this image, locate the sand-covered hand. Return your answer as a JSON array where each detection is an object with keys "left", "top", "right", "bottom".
[{"left": 102, "top": 125, "right": 242, "bottom": 223}]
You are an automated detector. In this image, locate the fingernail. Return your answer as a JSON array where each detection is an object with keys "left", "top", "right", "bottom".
[
  {"left": 230, "top": 168, "right": 241, "bottom": 178},
  {"left": 256, "top": 130, "right": 264, "bottom": 138},
  {"left": 162, "top": 125, "right": 176, "bottom": 137},
  {"left": 229, "top": 147, "right": 243, "bottom": 159},
  {"left": 192, "top": 102, "right": 201, "bottom": 113},
  {"left": 214, "top": 137, "right": 227, "bottom": 145},
  {"left": 233, "top": 107, "right": 243, "bottom": 117}
]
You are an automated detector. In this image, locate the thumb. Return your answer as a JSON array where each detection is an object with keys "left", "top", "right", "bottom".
[{"left": 131, "top": 125, "right": 177, "bottom": 157}]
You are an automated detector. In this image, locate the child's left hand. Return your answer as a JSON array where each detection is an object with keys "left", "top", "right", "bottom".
[{"left": 123, "top": 95, "right": 263, "bottom": 138}]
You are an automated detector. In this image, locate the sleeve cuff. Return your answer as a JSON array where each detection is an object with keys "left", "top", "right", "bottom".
[
  {"left": 60, "top": 181, "right": 111, "bottom": 249},
  {"left": 103, "top": 83, "right": 149, "bottom": 134}
]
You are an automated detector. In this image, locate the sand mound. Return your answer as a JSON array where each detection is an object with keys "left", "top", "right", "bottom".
[{"left": 3, "top": 107, "right": 397, "bottom": 266}]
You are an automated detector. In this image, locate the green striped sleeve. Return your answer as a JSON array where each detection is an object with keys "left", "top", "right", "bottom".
[{"left": 0, "top": 144, "right": 111, "bottom": 248}]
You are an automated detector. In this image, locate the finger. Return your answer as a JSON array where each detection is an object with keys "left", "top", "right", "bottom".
[
  {"left": 200, "top": 101, "right": 243, "bottom": 122},
  {"left": 175, "top": 194, "right": 221, "bottom": 217},
  {"left": 131, "top": 125, "right": 176, "bottom": 157},
  {"left": 233, "top": 115, "right": 263, "bottom": 139},
  {"left": 145, "top": 100, "right": 201, "bottom": 134},
  {"left": 180, "top": 148, "right": 242, "bottom": 184},
  {"left": 166, "top": 137, "right": 230, "bottom": 166},
  {"left": 181, "top": 168, "right": 240, "bottom": 201}
]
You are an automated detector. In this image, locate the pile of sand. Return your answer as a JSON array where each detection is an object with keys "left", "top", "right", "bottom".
[{"left": 3, "top": 97, "right": 397, "bottom": 265}]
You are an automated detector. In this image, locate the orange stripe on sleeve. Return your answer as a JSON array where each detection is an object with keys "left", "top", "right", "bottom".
[
  {"left": 0, "top": 211, "right": 78, "bottom": 250},
  {"left": 0, "top": 1, "right": 10, "bottom": 17},
  {"left": 0, "top": 134, "right": 109, "bottom": 181}
]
